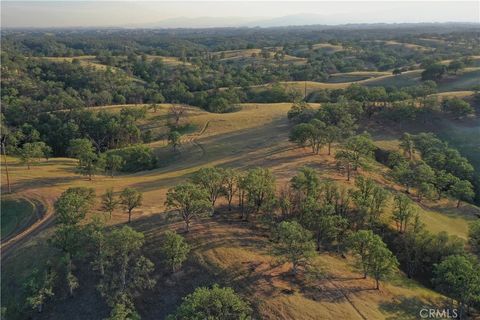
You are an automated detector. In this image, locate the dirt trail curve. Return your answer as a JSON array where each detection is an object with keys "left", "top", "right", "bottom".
[
  {"left": 1, "top": 193, "right": 55, "bottom": 262},
  {"left": 181, "top": 121, "right": 210, "bottom": 157}
]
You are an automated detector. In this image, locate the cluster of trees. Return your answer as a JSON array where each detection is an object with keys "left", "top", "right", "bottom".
[
  {"left": 308, "top": 81, "right": 476, "bottom": 122},
  {"left": 19, "top": 186, "right": 182, "bottom": 319},
  {"left": 421, "top": 58, "right": 471, "bottom": 82},
  {"left": 288, "top": 100, "right": 378, "bottom": 181},
  {"left": 165, "top": 167, "right": 277, "bottom": 231},
  {"left": 3, "top": 105, "right": 149, "bottom": 157},
  {"left": 389, "top": 133, "right": 476, "bottom": 206}
]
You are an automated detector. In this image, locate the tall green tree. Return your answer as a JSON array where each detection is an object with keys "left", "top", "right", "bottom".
[
  {"left": 289, "top": 119, "right": 326, "bottom": 154},
  {"left": 105, "top": 154, "right": 125, "bottom": 177},
  {"left": 98, "top": 227, "right": 156, "bottom": 312},
  {"left": 433, "top": 255, "right": 480, "bottom": 319},
  {"left": 102, "top": 188, "right": 119, "bottom": 219},
  {"left": 242, "top": 168, "right": 276, "bottom": 218},
  {"left": 68, "top": 138, "right": 95, "bottom": 163},
  {"left": 290, "top": 166, "right": 320, "bottom": 199},
  {"left": 160, "top": 231, "right": 190, "bottom": 272},
  {"left": 168, "top": 131, "right": 182, "bottom": 152},
  {"left": 120, "top": 188, "right": 143, "bottom": 223},
  {"left": 24, "top": 268, "right": 56, "bottom": 313},
  {"left": 349, "top": 230, "right": 398, "bottom": 289},
  {"left": 19, "top": 142, "right": 45, "bottom": 169},
  {"left": 191, "top": 167, "right": 225, "bottom": 207},
  {"left": 165, "top": 183, "right": 212, "bottom": 232},
  {"left": 449, "top": 180, "right": 475, "bottom": 208},
  {"left": 272, "top": 221, "right": 316, "bottom": 275},
  {"left": 167, "top": 284, "right": 251, "bottom": 320},
  {"left": 468, "top": 220, "right": 480, "bottom": 257},
  {"left": 399, "top": 133, "right": 415, "bottom": 160},
  {"left": 222, "top": 168, "right": 238, "bottom": 211},
  {"left": 392, "top": 194, "right": 415, "bottom": 233},
  {"left": 335, "top": 133, "right": 376, "bottom": 181},
  {"left": 350, "top": 176, "right": 389, "bottom": 229}
]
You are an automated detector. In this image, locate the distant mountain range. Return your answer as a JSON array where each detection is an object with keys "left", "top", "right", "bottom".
[
  {"left": 131, "top": 13, "right": 362, "bottom": 28},
  {"left": 126, "top": 13, "right": 479, "bottom": 29}
]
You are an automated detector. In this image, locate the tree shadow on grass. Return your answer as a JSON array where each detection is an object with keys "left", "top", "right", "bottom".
[{"left": 379, "top": 296, "right": 445, "bottom": 320}]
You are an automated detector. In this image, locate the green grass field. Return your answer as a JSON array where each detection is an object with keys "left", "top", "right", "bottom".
[{"left": 1, "top": 198, "right": 36, "bottom": 240}]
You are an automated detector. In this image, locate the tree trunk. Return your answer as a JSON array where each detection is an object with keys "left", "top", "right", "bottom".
[
  {"left": 2, "top": 146, "right": 11, "bottom": 193},
  {"left": 328, "top": 142, "right": 331, "bottom": 155},
  {"left": 346, "top": 164, "right": 351, "bottom": 181},
  {"left": 457, "top": 200, "right": 461, "bottom": 208},
  {"left": 316, "top": 232, "right": 321, "bottom": 251},
  {"left": 128, "top": 210, "right": 132, "bottom": 223},
  {"left": 375, "top": 278, "right": 379, "bottom": 290}
]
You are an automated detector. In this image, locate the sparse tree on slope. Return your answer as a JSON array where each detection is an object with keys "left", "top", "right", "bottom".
[
  {"left": 102, "top": 188, "right": 119, "bottom": 219},
  {"left": 120, "top": 188, "right": 143, "bottom": 223},
  {"left": 191, "top": 167, "right": 225, "bottom": 207},
  {"left": 160, "top": 231, "right": 190, "bottom": 273},
  {"left": 165, "top": 183, "right": 212, "bottom": 232},
  {"left": 392, "top": 194, "right": 415, "bottom": 233},
  {"left": 335, "top": 133, "right": 375, "bottom": 181},
  {"left": 449, "top": 180, "right": 474, "bottom": 208},
  {"left": 272, "top": 221, "right": 316, "bottom": 275},
  {"left": 98, "top": 226, "right": 156, "bottom": 308}
]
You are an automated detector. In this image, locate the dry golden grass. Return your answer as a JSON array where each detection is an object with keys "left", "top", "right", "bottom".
[
  {"left": 383, "top": 40, "right": 431, "bottom": 52},
  {"left": 311, "top": 43, "right": 345, "bottom": 52},
  {"left": 213, "top": 49, "right": 307, "bottom": 65},
  {"left": 144, "top": 55, "right": 191, "bottom": 66},
  {"left": 2, "top": 102, "right": 478, "bottom": 319},
  {"left": 32, "top": 56, "right": 112, "bottom": 71}
]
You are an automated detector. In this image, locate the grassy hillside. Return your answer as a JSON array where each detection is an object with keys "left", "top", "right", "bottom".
[{"left": 3, "top": 102, "right": 478, "bottom": 319}]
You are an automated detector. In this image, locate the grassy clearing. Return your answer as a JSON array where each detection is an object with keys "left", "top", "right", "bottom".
[
  {"left": 144, "top": 55, "right": 191, "bottom": 66},
  {"left": 437, "top": 69, "right": 480, "bottom": 92},
  {"left": 362, "top": 70, "right": 422, "bottom": 88},
  {"left": 33, "top": 56, "right": 112, "bottom": 71},
  {"left": 1, "top": 197, "right": 36, "bottom": 240},
  {"left": 383, "top": 40, "right": 431, "bottom": 52},
  {"left": 211, "top": 49, "right": 307, "bottom": 65}
]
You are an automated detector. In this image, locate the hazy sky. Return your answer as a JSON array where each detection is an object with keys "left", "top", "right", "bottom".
[{"left": 2, "top": 1, "right": 479, "bottom": 28}]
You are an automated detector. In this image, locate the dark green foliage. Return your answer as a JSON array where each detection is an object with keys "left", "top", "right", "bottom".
[
  {"left": 97, "top": 226, "right": 156, "bottom": 309},
  {"left": 421, "top": 63, "right": 447, "bottom": 81},
  {"left": 160, "top": 231, "right": 190, "bottom": 272},
  {"left": 120, "top": 188, "right": 143, "bottom": 223},
  {"left": 104, "top": 145, "right": 157, "bottom": 172},
  {"left": 433, "top": 255, "right": 480, "bottom": 318},
  {"left": 469, "top": 220, "right": 480, "bottom": 257},
  {"left": 272, "top": 221, "right": 316, "bottom": 275},
  {"left": 442, "top": 97, "right": 475, "bottom": 119},
  {"left": 348, "top": 230, "right": 398, "bottom": 289},
  {"left": 167, "top": 284, "right": 251, "bottom": 320},
  {"left": 165, "top": 183, "right": 212, "bottom": 232}
]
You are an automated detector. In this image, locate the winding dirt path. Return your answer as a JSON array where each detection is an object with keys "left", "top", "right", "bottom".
[{"left": 1, "top": 192, "right": 55, "bottom": 262}]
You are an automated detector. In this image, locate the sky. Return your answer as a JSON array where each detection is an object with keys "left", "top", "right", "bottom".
[{"left": 1, "top": 1, "right": 479, "bottom": 28}]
